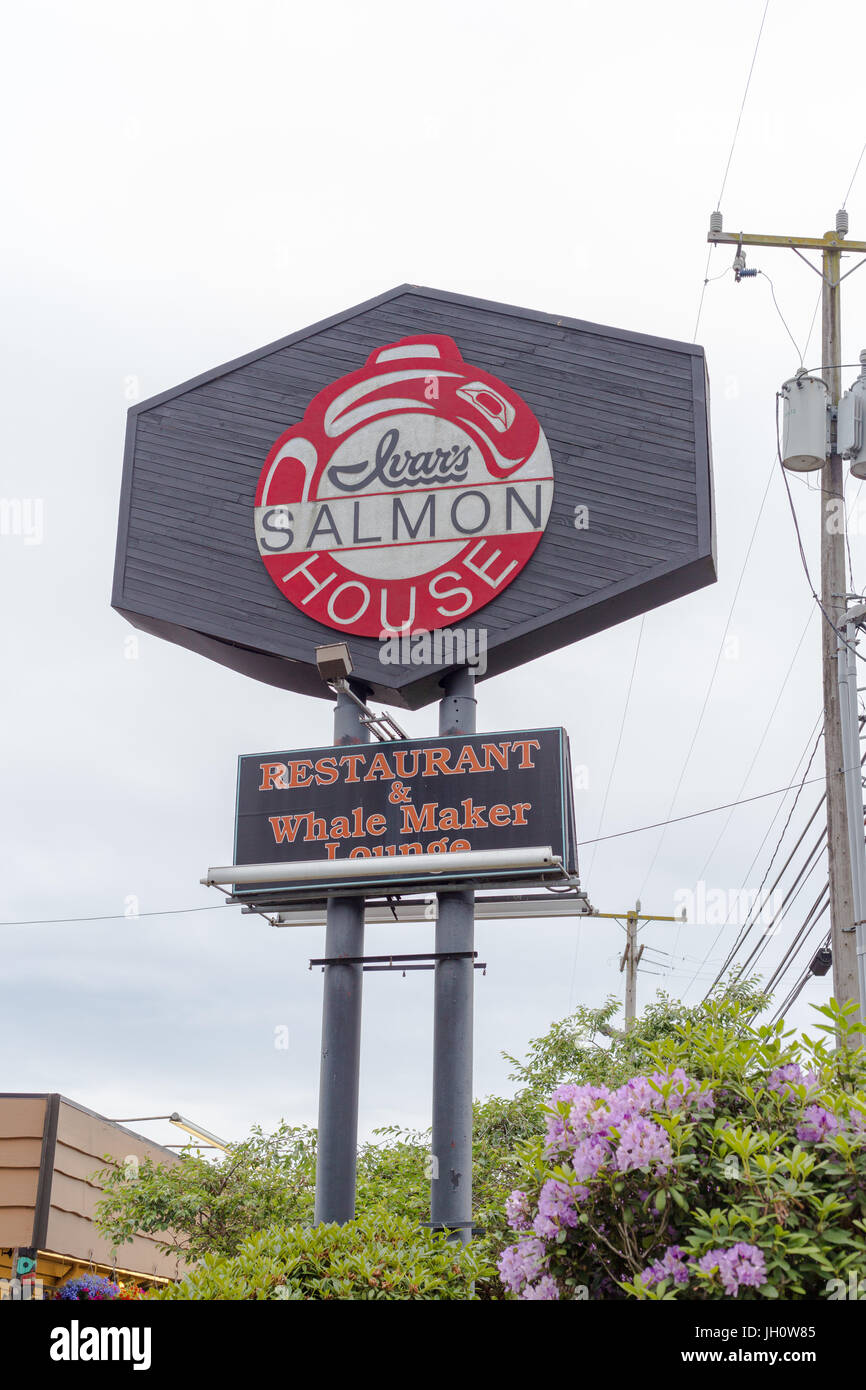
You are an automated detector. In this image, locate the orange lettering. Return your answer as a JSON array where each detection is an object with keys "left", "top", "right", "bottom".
[
  {"left": 423, "top": 747, "right": 453, "bottom": 777},
  {"left": 259, "top": 761, "right": 288, "bottom": 791},
  {"left": 268, "top": 815, "right": 305, "bottom": 843},
  {"left": 364, "top": 751, "right": 395, "bottom": 781},
  {"left": 452, "top": 745, "right": 484, "bottom": 774},
  {"left": 287, "top": 759, "right": 314, "bottom": 788},
  {"left": 481, "top": 741, "right": 510, "bottom": 771},
  {"left": 402, "top": 803, "right": 437, "bottom": 833},
  {"left": 510, "top": 739, "right": 541, "bottom": 769}
]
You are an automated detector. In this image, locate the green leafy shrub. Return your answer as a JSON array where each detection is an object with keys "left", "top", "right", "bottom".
[
  {"left": 149, "top": 1209, "right": 490, "bottom": 1300},
  {"left": 95, "top": 1123, "right": 318, "bottom": 1263},
  {"left": 498, "top": 998, "right": 866, "bottom": 1300}
]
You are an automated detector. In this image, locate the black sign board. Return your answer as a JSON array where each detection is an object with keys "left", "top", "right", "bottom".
[
  {"left": 112, "top": 285, "right": 714, "bottom": 709},
  {"left": 233, "top": 726, "right": 577, "bottom": 899}
]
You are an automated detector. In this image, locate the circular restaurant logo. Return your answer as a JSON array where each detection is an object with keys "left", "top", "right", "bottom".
[{"left": 254, "top": 335, "right": 553, "bottom": 637}]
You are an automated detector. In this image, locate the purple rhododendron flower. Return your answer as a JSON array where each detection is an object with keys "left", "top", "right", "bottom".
[
  {"left": 796, "top": 1104, "right": 841, "bottom": 1143},
  {"left": 565, "top": 1085, "right": 611, "bottom": 1134},
  {"left": 545, "top": 1083, "right": 606, "bottom": 1155},
  {"left": 642, "top": 1244, "right": 691, "bottom": 1288},
  {"left": 727, "top": 1243, "right": 766, "bottom": 1290},
  {"left": 696, "top": 1244, "right": 766, "bottom": 1296},
  {"left": 522, "top": 1274, "right": 560, "bottom": 1300},
  {"left": 572, "top": 1134, "right": 609, "bottom": 1184},
  {"left": 546, "top": 1072, "right": 705, "bottom": 1163},
  {"left": 497, "top": 1236, "right": 547, "bottom": 1295},
  {"left": 533, "top": 1178, "right": 579, "bottom": 1238},
  {"left": 649, "top": 1068, "right": 692, "bottom": 1111},
  {"left": 644, "top": 1245, "right": 692, "bottom": 1284},
  {"left": 505, "top": 1189, "right": 532, "bottom": 1231},
  {"left": 613, "top": 1075, "right": 658, "bottom": 1118},
  {"left": 614, "top": 1117, "right": 673, "bottom": 1174},
  {"left": 767, "top": 1063, "right": 803, "bottom": 1097}
]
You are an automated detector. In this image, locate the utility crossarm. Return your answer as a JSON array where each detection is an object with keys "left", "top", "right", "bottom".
[
  {"left": 708, "top": 229, "right": 866, "bottom": 254},
  {"left": 591, "top": 911, "right": 682, "bottom": 923}
]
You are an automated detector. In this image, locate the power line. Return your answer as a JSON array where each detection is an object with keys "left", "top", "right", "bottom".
[
  {"left": 585, "top": 616, "right": 645, "bottom": 881},
  {"left": 696, "top": 719, "right": 825, "bottom": 997},
  {"left": 636, "top": 453, "right": 777, "bottom": 898},
  {"left": 568, "top": 615, "right": 645, "bottom": 1007},
  {"left": 759, "top": 270, "right": 806, "bottom": 365},
  {"left": 709, "top": 720, "right": 865, "bottom": 992},
  {"left": 693, "top": 0, "right": 771, "bottom": 343},
  {"left": 693, "top": 259, "right": 732, "bottom": 342},
  {"left": 761, "top": 884, "right": 829, "bottom": 997},
  {"left": 767, "top": 922, "right": 830, "bottom": 1027},
  {"left": 0, "top": 903, "right": 232, "bottom": 927},
  {"left": 695, "top": 607, "right": 814, "bottom": 885},
  {"left": 585, "top": 768, "right": 840, "bottom": 847},
  {"left": 776, "top": 416, "right": 866, "bottom": 665},
  {"left": 733, "top": 830, "right": 827, "bottom": 980},
  {"left": 802, "top": 285, "right": 823, "bottom": 364},
  {"left": 714, "top": 0, "right": 771, "bottom": 212},
  {"left": 672, "top": 626, "right": 816, "bottom": 990},
  {"left": 842, "top": 138, "right": 866, "bottom": 210}
]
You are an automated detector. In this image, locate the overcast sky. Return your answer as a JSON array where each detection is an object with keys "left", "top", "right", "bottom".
[{"left": 4, "top": 0, "right": 866, "bottom": 1150}]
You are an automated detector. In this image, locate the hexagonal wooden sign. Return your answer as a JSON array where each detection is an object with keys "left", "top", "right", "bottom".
[{"left": 112, "top": 285, "right": 714, "bottom": 709}]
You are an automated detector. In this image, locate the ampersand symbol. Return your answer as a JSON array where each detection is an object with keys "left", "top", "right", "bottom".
[{"left": 388, "top": 780, "right": 412, "bottom": 804}]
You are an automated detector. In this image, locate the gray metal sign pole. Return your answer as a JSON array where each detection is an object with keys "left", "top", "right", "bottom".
[
  {"left": 431, "top": 666, "right": 476, "bottom": 1242},
  {"left": 314, "top": 681, "right": 371, "bottom": 1224}
]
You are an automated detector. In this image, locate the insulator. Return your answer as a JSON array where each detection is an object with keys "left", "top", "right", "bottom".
[
  {"left": 837, "top": 208, "right": 849, "bottom": 236},
  {"left": 709, "top": 211, "right": 723, "bottom": 234},
  {"left": 738, "top": 267, "right": 758, "bottom": 277}
]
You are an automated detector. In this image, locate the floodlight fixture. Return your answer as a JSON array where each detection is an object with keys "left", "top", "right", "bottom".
[
  {"left": 169, "top": 1113, "right": 231, "bottom": 1151},
  {"left": 203, "top": 845, "right": 561, "bottom": 889},
  {"left": 315, "top": 642, "right": 353, "bottom": 683}
]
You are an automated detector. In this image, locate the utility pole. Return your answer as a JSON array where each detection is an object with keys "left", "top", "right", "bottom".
[
  {"left": 839, "top": 603, "right": 866, "bottom": 1021},
  {"left": 621, "top": 907, "right": 643, "bottom": 1025},
  {"left": 596, "top": 903, "right": 681, "bottom": 1026},
  {"left": 708, "top": 212, "right": 866, "bottom": 1015}
]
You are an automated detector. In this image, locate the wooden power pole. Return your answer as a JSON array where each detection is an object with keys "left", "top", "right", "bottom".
[
  {"left": 621, "top": 907, "right": 643, "bottom": 1025},
  {"left": 596, "top": 903, "right": 681, "bottom": 1025},
  {"left": 708, "top": 213, "right": 866, "bottom": 1013}
]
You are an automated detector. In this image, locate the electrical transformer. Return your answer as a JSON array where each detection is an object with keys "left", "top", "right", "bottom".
[
  {"left": 838, "top": 352, "right": 866, "bottom": 479},
  {"left": 780, "top": 369, "right": 829, "bottom": 471}
]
